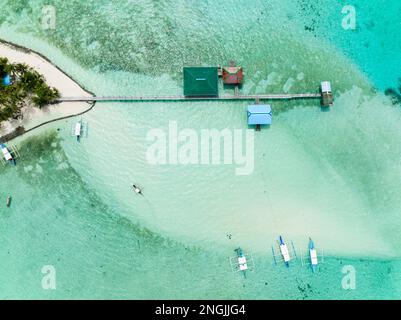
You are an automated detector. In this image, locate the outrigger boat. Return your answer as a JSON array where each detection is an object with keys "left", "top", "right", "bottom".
[
  {"left": 309, "top": 238, "right": 318, "bottom": 273},
  {"left": 229, "top": 247, "right": 254, "bottom": 276},
  {"left": 279, "top": 236, "right": 291, "bottom": 268},
  {"left": 132, "top": 184, "right": 143, "bottom": 195},
  {"left": 74, "top": 120, "right": 82, "bottom": 142},
  {"left": 1, "top": 144, "right": 16, "bottom": 165},
  {"left": 271, "top": 236, "right": 297, "bottom": 268},
  {"left": 235, "top": 247, "right": 248, "bottom": 276},
  {"left": 300, "top": 237, "right": 323, "bottom": 272},
  {"left": 71, "top": 118, "right": 88, "bottom": 142}
]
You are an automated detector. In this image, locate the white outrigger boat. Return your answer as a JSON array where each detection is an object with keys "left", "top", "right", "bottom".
[
  {"left": 271, "top": 236, "right": 297, "bottom": 268},
  {"left": 309, "top": 238, "right": 318, "bottom": 273},
  {"left": 236, "top": 248, "right": 248, "bottom": 273},
  {"left": 278, "top": 236, "right": 291, "bottom": 268},
  {"left": 229, "top": 247, "right": 254, "bottom": 277},
  {"left": 71, "top": 118, "right": 88, "bottom": 142},
  {"left": 300, "top": 238, "right": 324, "bottom": 272},
  {"left": 1, "top": 144, "right": 16, "bottom": 165},
  {"left": 74, "top": 120, "right": 82, "bottom": 142}
]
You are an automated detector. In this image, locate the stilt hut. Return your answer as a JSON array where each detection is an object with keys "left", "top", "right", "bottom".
[
  {"left": 183, "top": 67, "right": 219, "bottom": 97},
  {"left": 222, "top": 61, "right": 243, "bottom": 85},
  {"left": 2, "top": 74, "right": 11, "bottom": 86},
  {"left": 320, "top": 81, "right": 333, "bottom": 107},
  {"left": 247, "top": 104, "right": 272, "bottom": 131}
]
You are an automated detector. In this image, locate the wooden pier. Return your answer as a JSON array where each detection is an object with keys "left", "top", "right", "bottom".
[{"left": 56, "top": 93, "right": 322, "bottom": 103}]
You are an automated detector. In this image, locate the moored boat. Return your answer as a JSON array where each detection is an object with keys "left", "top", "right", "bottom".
[
  {"left": 74, "top": 121, "right": 82, "bottom": 142},
  {"left": 132, "top": 184, "right": 143, "bottom": 195},
  {"left": 1, "top": 144, "right": 16, "bottom": 165},
  {"left": 309, "top": 238, "right": 318, "bottom": 273},
  {"left": 235, "top": 247, "right": 248, "bottom": 276},
  {"left": 279, "top": 236, "right": 291, "bottom": 267},
  {"left": 6, "top": 196, "right": 11, "bottom": 207}
]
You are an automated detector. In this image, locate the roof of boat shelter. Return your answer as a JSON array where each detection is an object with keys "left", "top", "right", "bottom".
[{"left": 247, "top": 104, "right": 272, "bottom": 125}]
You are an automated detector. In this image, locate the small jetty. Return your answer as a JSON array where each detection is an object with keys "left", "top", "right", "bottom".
[
  {"left": 57, "top": 93, "right": 323, "bottom": 103},
  {"left": 57, "top": 63, "right": 333, "bottom": 107},
  {"left": 56, "top": 64, "right": 333, "bottom": 132}
]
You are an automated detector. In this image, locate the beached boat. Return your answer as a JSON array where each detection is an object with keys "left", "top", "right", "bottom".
[
  {"left": 309, "top": 238, "right": 318, "bottom": 273},
  {"left": 229, "top": 248, "right": 254, "bottom": 276},
  {"left": 1, "top": 144, "right": 16, "bottom": 165},
  {"left": 279, "top": 236, "right": 291, "bottom": 268},
  {"left": 235, "top": 247, "right": 248, "bottom": 275}
]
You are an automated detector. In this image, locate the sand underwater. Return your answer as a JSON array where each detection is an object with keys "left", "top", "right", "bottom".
[{"left": 0, "top": 0, "right": 401, "bottom": 299}]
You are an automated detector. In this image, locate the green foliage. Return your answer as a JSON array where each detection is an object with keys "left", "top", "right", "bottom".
[{"left": 0, "top": 57, "right": 60, "bottom": 122}]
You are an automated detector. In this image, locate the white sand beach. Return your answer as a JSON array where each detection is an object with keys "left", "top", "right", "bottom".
[{"left": 0, "top": 41, "right": 94, "bottom": 137}]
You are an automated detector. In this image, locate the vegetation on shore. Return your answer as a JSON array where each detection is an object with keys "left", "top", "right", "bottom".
[{"left": 0, "top": 57, "right": 60, "bottom": 122}]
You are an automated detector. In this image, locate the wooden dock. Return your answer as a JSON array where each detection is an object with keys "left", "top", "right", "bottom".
[{"left": 56, "top": 93, "right": 322, "bottom": 103}]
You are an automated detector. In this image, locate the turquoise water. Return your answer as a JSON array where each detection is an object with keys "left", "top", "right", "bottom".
[{"left": 1, "top": 0, "right": 401, "bottom": 299}]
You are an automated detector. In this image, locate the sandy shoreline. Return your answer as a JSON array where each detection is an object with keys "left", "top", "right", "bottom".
[{"left": 0, "top": 39, "right": 94, "bottom": 141}]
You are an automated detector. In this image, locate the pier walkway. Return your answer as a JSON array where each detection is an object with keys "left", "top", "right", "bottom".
[{"left": 57, "top": 93, "right": 322, "bottom": 103}]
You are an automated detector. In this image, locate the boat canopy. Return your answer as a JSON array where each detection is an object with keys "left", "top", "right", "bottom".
[
  {"left": 74, "top": 122, "right": 82, "bottom": 136},
  {"left": 238, "top": 256, "right": 248, "bottom": 271},
  {"left": 310, "top": 249, "right": 318, "bottom": 265},
  {"left": 1, "top": 145, "right": 12, "bottom": 161},
  {"left": 279, "top": 244, "right": 291, "bottom": 262}
]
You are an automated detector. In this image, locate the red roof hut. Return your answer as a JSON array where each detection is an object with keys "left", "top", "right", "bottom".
[{"left": 222, "top": 65, "right": 243, "bottom": 85}]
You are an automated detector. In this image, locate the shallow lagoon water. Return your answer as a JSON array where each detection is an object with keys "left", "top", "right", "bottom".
[{"left": 0, "top": 0, "right": 401, "bottom": 299}]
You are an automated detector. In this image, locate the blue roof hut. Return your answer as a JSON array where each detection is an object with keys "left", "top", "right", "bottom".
[
  {"left": 247, "top": 104, "right": 272, "bottom": 129},
  {"left": 2, "top": 74, "right": 11, "bottom": 86}
]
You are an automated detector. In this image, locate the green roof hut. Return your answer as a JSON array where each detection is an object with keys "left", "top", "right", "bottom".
[{"left": 183, "top": 67, "right": 219, "bottom": 97}]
